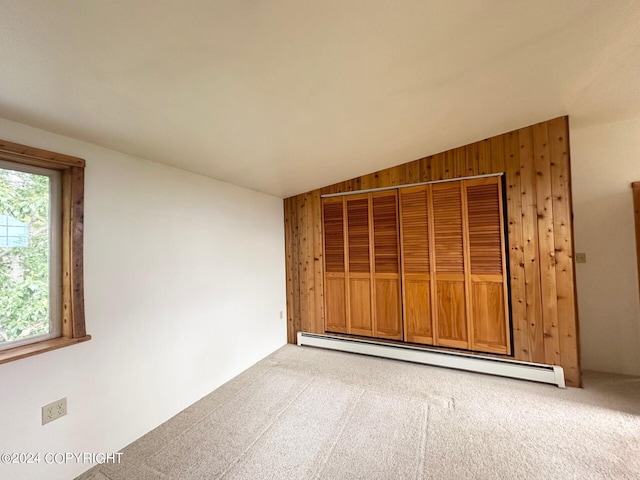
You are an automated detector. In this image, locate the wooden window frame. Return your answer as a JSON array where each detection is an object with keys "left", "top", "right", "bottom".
[{"left": 0, "top": 139, "right": 90, "bottom": 364}]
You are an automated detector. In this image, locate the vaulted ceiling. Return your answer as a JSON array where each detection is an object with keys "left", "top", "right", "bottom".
[{"left": 1, "top": 1, "right": 639, "bottom": 197}]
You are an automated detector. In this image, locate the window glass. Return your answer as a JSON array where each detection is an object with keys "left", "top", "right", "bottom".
[{"left": 0, "top": 163, "right": 60, "bottom": 350}]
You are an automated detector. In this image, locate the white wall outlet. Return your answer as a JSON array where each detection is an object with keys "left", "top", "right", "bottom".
[
  {"left": 575, "top": 253, "right": 587, "bottom": 264},
  {"left": 42, "top": 397, "right": 67, "bottom": 425},
  {"left": 279, "top": 310, "right": 284, "bottom": 320}
]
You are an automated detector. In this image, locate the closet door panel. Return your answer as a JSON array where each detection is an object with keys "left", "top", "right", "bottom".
[
  {"left": 322, "top": 198, "right": 348, "bottom": 334},
  {"left": 403, "top": 277, "right": 432, "bottom": 343},
  {"left": 466, "top": 178, "right": 510, "bottom": 354},
  {"left": 472, "top": 282, "right": 506, "bottom": 350},
  {"left": 325, "top": 276, "right": 347, "bottom": 333},
  {"left": 436, "top": 280, "right": 467, "bottom": 348},
  {"left": 372, "top": 192, "right": 402, "bottom": 339},
  {"left": 432, "top": 182, "right": 468, "bottom": 348},
  {"left": 399, "top": 186, "right": 433, "bottom": 344},
  {"left": 349, "top": 276, "right": 373, "bottom": 335},
  {"left": 374, "top": 277, "right": 402, "bottom": 339},
  {"left": 346, "top": 195, "right": 373, "bottom": 336}
]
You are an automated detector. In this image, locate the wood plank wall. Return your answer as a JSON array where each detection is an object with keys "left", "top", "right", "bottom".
[{"left": 284, "top": 116, "right": 581, "bottom": 387}]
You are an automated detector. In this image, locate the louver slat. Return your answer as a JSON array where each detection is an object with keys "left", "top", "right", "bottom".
[
  {"left": 347, "top": 198, "right": 370, "bottom": 273},
  {"left": 373, "top": 193, "right": 399, "bottom": 274},
  {"left": 323, "top": 201, "right": 345, "bottom": 273},
  {"left": 467, "top": 183, "right": 502, "bottom": 276},
  {"left": 432, "top": 183, "right": 464, "bottom": 274},
  {"left": 399, "top": 188, "right": 430, "bottom": 274}
]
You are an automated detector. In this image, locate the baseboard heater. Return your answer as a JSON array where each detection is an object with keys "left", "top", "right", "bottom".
[{"left": 297, "top": 332, "right": 565, "bottom": 388}]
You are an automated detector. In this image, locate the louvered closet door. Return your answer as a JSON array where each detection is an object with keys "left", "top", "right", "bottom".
[
  {"left": 399, "top": 186, "right": 434, "bottom": 344},
  {"left": 346, "top": 194, "right": 374, "bottom": 336},
  {"left": 323, "top": 176, "right": 509, "bottom": 352},
  {"left": 322, "top": 197, "right": 347, "bottom": 333},
  {"left": 432, "top": 182, "right": 469, "bottom": 349},
  {"left": 371, "top": 191, "right": 402, "bottom": 339},
  {"left": 465, "top": 177, "right": 510, "bottom": 354}
]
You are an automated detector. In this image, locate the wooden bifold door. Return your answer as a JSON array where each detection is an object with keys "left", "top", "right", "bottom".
[
  {"left": 322, "top": 176, "right": 510, "bottom": 355},
  {"left": 322, "top": 191, "right": 403, "bottom": 340}
]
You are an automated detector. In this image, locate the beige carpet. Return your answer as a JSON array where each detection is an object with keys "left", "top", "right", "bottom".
[{"left": 77, "top": 344, "right": 640, "bottom": 480}]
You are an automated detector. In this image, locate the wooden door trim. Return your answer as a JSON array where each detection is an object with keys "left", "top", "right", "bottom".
[{"left": 497, "top": 177, "right": 512, "bottom": 355}]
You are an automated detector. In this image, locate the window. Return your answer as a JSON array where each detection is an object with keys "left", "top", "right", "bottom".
[{"left": 0, "top": 139, "right": 89, "bottom": 364}]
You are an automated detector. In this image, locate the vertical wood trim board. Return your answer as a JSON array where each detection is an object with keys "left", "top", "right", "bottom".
[{"left": 284, "top": 116, "right": 581, "bottom": 387}]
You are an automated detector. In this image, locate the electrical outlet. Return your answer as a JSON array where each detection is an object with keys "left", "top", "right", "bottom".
[
  {"left": 42, "top": 397, "right": 67, "bottom": 425},
  {"left": 279, "top": 310, "right": 284, "bottom": 320},
  {"left": 575, "top": 253, "right": 587, "bottom": 264}
]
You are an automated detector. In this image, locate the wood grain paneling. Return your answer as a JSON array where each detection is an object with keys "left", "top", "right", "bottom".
[
  {"left": 403, "top": 279, "right": 432, "bottom": 343},
  {"left": 504, "top": 131, "right": 529, "bottom": 361},
  {"left": 472, "top": 282, "right": 507, "bottom": 353},
  {"left": 533, "top": 123, "right": 561, "bottom": 366},
  {"left": 284, "top": 198, "right": 298, "bottom": 343},
  {"left": 436, "top": 280, "right": 467, "bottom": 348},
  {"left": 349, "top": 277, "right": 373, "bottom": 335},
  {"left": 325, "top": 276, "right": 347, "bottom": 333},
  {"left": 548, "top": 117, "right": 580, "bottom": 386},
  {"left": 374, "top": 278, "right": 402, "bottom": 339},
  {"left": 286, "top": 116, "right": 581, "bottom": 387},
  {"left": 519, "top": 126, "right": 545, "bottom": 364}
]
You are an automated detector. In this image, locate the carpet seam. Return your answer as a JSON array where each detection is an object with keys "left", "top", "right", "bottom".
[
  {"left": 216, "top": 376, "right": 317, "bottom": 480},
  {"left": 313, "top": 387, "right": 367, "bottom": 480},
  {"left": 415, "top": 403, "right": 430, "bottom": 480}
]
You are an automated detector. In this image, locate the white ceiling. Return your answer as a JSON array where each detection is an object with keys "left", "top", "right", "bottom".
[{"left": 1, "top": 1, "right": 639, "bottom": 197}]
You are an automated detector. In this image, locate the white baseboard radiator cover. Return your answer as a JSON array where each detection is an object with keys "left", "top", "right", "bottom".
[{"left": 297, "top": 332, "right": 565, "bottom": 388}]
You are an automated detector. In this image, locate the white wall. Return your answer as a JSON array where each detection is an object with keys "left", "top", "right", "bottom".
[
  {"left": 0, "top": 118, "right": 287, "bottom": 480},
  {"left": 571, "top": 117, "right": 640, "bottom": 376}
]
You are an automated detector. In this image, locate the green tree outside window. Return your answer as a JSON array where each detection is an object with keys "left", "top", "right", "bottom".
[{"left": 0, "top": 168, "right": 50, "bottom": 343}]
